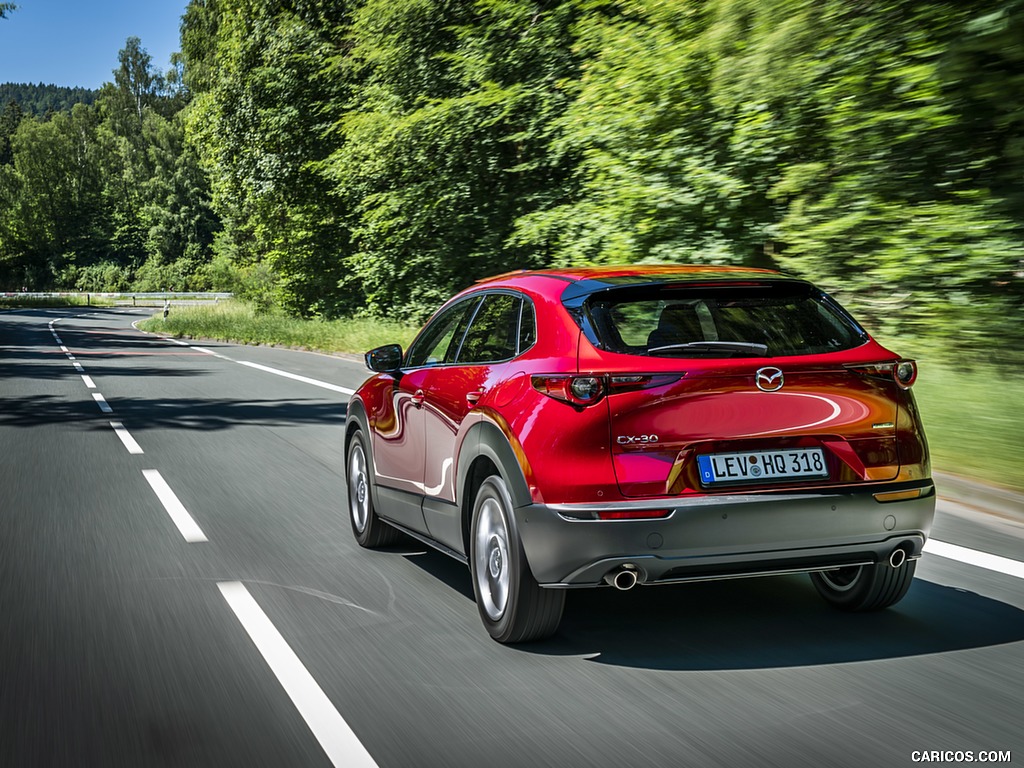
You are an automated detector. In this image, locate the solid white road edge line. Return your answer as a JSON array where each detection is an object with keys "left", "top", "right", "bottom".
[
  {"left": 217, "top": 581, "right": 380, "bottom": 768},
  {"left": 92, "top": 393, "right": 113, "bottom": 413},
  {"left": 237, "top": 361, "right": 356, "bottom": 395},
  {"left": 82, "top": 375, "right": 96, "bottom": 389},
  {"left": 141, "top": 469, "right": 208, "bottom": 543},
  {"left": 190, "top": 346, "right": 230, "bottom": 360},
  {"left": 925, "top": 539, "right": 1024, "bottom": 580},
  {"left": 110, "top": 422, "right": 144, "bottom": 455}
]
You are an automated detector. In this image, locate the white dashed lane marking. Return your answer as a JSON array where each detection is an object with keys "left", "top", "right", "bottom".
[
  {"left": 142, "top": 470, "right": 207, "bottom": 543},
  {"left": 92, "top": 393, "right": 113, "bottom": 413},
  {"left": 218, "top": 582, "right": 379, "bottom": 768},
  {"left": 110, "top": 422, "right": 144, "bottom": 455},
  {"left": 81, "top": 375, "right": 96, "bottom": 389}
]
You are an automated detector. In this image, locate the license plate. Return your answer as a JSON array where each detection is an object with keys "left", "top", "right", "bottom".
[{"left": 697, "top": 448, "right": 828, "bottom": 486}]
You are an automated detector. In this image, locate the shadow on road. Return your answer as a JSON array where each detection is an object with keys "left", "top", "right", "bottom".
[
  {"left": 0, "top": 394, "right": 347, "bottom": 430},
  {"left": 540, "top": 574, "right": 1024, "bottom": 670},
  {"left": 400, "top": 547, "right": 1024, "bottom": 670}
]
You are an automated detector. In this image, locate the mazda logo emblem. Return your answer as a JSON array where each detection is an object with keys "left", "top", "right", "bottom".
[{"left": 755, "top": 366, "right": 784, "bottom": 392}]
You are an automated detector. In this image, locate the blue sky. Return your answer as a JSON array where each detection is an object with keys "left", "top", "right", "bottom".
[{"left": 0, "top": 1, "right": 189, "bottom": 90}]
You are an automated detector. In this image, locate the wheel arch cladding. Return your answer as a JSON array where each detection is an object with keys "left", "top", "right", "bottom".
[
  {"left": 344, "top": 400, "right": 382, "bottom": 510},
  {"left": 458, "top": 420, "right": 533, "bottom": 553}
]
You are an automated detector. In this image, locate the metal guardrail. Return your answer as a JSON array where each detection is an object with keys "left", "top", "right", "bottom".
[
  {"left": 1, "top": 292, "right": 233, "bottom": 305},
  {"left": 1, "top": 292, "right": 232, "bottom": 298}
]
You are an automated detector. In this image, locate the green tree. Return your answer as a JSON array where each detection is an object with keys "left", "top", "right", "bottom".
[
  {"left": 318, "top": 0, "right": 584, "bottom": 318},
  {"left": 0, "top": 106, "right": 106, "bottom": 287},
  {"left": 0, "top": 98, "right": 23, "bottom": 166},
  {"left": 181, "top": 0, "right": 354, "bottom": 314},
  {"left": 513, "top": 1, "right": 730, "bottom": 267}
]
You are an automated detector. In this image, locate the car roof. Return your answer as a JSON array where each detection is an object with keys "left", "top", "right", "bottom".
[
  {"left": 474, "top": 265, "right": 808, "bottom": 303},
  {"left": 478, "top": 265, "right": 782, "bottom": 284}
]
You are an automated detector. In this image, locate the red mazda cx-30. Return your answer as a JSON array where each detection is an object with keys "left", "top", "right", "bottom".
[{"left": 346, "top": 266, "right": 935, "bottom": 643}]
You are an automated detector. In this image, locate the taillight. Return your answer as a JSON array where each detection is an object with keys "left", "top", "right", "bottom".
[
  {"left": 894, "top": 360, "right": 917, "bottom": 388},
  {"left": 608, "top": 373, "right": 684, "bottom": 393},
  {"left": 847, "top": 360, "right": 917, "bottom": 389},
  {"left": 532, "top": 373, "right": 684, "bottom": 405},
  {"left": 531, "top": 375, "right": 605, "bottom": 406}
]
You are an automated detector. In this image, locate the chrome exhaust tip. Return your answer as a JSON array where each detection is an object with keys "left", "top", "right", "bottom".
[
  {"left": 604, "top": 566, "right": 639, "bottom": 591},
  {"left": 889, "top": 546, "right": 908, "bottom": 569}
]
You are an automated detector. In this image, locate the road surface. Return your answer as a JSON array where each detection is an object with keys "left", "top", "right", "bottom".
[{"left": 2, "top": 307, "right": 1021, "bottom": 767}]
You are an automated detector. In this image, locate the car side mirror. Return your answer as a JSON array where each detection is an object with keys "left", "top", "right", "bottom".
[{"left": 365, "top": 344, "right": 404, "bottom": 373}]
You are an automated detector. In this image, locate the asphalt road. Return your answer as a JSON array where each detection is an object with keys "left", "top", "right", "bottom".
[{"left": 2, "top": 307, "right": 1022, "bottom": 768}]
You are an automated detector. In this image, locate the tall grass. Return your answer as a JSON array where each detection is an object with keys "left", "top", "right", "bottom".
[
  {"left": 136, "top": 301, "right": 417, "bottom": 355},
  {"left": 912, "top": 360, "right": 1023, "bottom": 491}
]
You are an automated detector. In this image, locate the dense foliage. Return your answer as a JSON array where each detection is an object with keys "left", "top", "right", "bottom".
[
  {"left": 0, "top": 83, "right": 99, "bottom": 116},
  {"left": 1, "top": 1, "right": 1021, "bottom": 358},
  {"left": 0, "top": 38, "right": 219, "bottom": 293}
]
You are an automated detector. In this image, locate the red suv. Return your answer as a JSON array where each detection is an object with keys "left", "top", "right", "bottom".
[{"left": 346, "top": 266, "right": 935, "bottom": 643}]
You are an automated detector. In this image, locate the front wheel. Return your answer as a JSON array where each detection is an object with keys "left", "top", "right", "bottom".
[
  {"left": 470, "top": 475, "right": 564, "bottom": 643},
  {"left": 347, "top": 429, "right": 399, "bottom": 548},
  {"left": 810, "top": 558, "right": 916, "bottom": 612}
]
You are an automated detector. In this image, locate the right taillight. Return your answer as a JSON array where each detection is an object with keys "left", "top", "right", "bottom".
[
  {"left": 848, "top": 360, "right": 917, "bottom": 389},
  {"left": 894, "top": 360, "right": 917, "bottom": 388}
]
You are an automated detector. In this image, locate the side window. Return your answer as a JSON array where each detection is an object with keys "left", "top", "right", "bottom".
[
  {"left": 405, "top": 298, "right": 479, "bottom": 368},
  {"left": 457, "top": 293, "right": 522, "bottom": 364},
  {"left": 518, "top": 299, "right": 536, "bottom": 354}
]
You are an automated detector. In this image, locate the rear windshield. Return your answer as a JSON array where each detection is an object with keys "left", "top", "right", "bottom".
[{"left": 579, "top": 283, "right": 868, "bottom": 358}]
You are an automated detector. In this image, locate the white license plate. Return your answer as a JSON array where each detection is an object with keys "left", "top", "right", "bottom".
[{"left": 697, "top": 448, "right": 828, "bottom": 485}]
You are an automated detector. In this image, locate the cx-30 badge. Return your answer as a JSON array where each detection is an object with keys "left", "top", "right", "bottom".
[{"left": 755, "top": 367, "right": 784, "bottom": 392}]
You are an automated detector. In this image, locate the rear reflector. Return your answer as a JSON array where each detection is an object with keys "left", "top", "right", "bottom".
[
  {"left": 596, "top": 509, "right": 673, "bottom": 520},
  {"left": 873, "top": 489, "right": 923, "bottom": 503}
]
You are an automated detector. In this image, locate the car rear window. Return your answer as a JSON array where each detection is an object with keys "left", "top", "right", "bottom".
[{"left": 580, "top": 282, "right": 868, "bottom": 358}]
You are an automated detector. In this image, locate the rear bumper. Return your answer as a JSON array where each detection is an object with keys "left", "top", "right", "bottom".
[{"left": 515, "top": 482, "right": 936, "bottom": 587}]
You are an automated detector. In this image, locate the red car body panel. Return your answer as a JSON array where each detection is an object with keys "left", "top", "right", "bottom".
[{"left": 349, "top": 266, "right": 933, "bottom": 581}]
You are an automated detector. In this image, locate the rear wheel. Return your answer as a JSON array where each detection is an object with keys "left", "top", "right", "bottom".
[
  {"left": 347, "top": 429, "right": 399, "bottom": 548},
  {"left": 470, "top": 475, "right": 564, "bottom": 643},
  {"left": 811, "top": 558, "right": 916, "bottom": 611}
]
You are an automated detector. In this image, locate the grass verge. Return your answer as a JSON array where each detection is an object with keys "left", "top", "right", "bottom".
[
  {"left": 136, "top": 300, "right": 417, "bottom": 356},
  {"left": 140, "top": 301, "right": 1022, "bottom": 493},
  {"left": 912, "top": 359, "right": 1023, "bottom": 493}
]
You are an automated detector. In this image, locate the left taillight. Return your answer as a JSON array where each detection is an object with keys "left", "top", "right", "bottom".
[
  {"left": 531, "top": 375, "right": 605, "bottom": 406},
  {"left": 531, "top": 373, "right": 684, "bottom": 406}
]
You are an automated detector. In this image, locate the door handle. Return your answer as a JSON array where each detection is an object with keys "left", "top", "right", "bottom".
[
  {"left": 411, "top": 390, "right": 425, "bottom": 406},
  {"left": 466, "top": 389, "right": 485, "bottom": 405}
]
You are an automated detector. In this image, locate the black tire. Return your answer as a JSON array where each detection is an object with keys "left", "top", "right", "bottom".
[
  {"left": 347, "top": 429, "right": 399, "bottom": 548},
  {"left": 469, "top": 475, "right": 564, "bottom": 643},
  {"left": 810, "top": 558, "right": 916, "bottom": 611}
]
